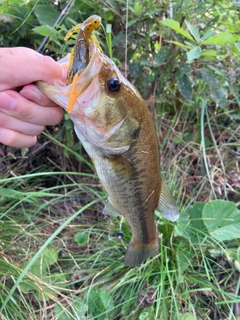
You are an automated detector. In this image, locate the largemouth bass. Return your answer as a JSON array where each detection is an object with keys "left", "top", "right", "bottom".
[{"left": 36, "top": 15, "right": 179, "bottom": 267}]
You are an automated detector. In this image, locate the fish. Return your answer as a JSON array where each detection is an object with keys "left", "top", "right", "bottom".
[{"left": 36, "top": 15, "right": 180, "bottom": 267}]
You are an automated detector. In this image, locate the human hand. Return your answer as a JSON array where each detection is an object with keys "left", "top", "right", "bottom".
[{"left": 0, "top": 47, "right": 65, "bottom": 148}]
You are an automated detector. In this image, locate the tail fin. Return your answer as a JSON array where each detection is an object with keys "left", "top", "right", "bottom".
[{"left": 124, "top": 239, "right": 159, "bottom": 267}]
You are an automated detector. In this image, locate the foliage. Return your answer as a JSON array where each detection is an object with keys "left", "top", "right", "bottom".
[{"left": 0, "top": 0, "right": 239, "bottom": 319}]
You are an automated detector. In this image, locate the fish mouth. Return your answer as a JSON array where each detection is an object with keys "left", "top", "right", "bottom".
[{"left": 66, "top": 42, "right": 104, "bottom": 115}]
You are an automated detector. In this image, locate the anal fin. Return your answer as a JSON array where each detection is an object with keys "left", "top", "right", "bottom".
[{"left": 157, "top": 181, "right": 180, "bottom": 222}]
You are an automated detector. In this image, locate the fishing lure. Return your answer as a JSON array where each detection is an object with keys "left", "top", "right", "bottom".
[{"left": 64, "top": 15, "right": 102, "bottom": 113}]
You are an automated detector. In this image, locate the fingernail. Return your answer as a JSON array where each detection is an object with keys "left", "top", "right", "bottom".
[{"left": 0, "top": 92, "right": 16, "bottom": 110}]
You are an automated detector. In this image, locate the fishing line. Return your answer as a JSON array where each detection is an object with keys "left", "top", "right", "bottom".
[
  {"left": 117, "top": 216, "right": 124, "bottom": 240},
  {"left": 124, "top": 0, "right": 129, "bottom": 78}
]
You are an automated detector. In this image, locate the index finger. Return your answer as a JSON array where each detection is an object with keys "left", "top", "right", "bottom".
[{"left": 0, "top": 47, "right": 64, "bottom": 91}]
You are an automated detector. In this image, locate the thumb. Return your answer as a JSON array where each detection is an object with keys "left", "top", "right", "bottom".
[{"left": 0, "top": 47, "right": 64, "bottom": 91}]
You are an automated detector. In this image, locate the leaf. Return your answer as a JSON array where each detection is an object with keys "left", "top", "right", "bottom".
[
  {"left": 74, "top": 232, "right": 89, "bottom": 246},
  {"left": 112, "top": 32, "right": 125, "bottom": 47},
  {"left": 188, "top": 202, "right": 207, "bottom": 234},
  {"left": 71, "top": 298, "right": 88, "bottom": 318},
  {"left": 34, "top": 4, "right": 59, "bottom": 26},
  {"left": 127, "top": 18, "right": 138, "bottom": 28},
  {"left": 185, "top": 21, "right": 200, "bottom": 42},
  {"left": 134, "top": 2, "right": 142, "bottom": 16},
  {"left": 187, "top": 46, "right": 201, "bottom": 61},
  {"left": 202, "top": 32, "right": 236, "bottom": 45},
  {"left": 200, "top": 28, "right": 215, "bottom": 42},
  {"left": 177, "top": 75, "right": 192, "bottom": 100},
  {"left": 162, "top": 19, "right": 194, "bottom": 41},
  {"left": 200, "top": 68, "right": 218, "bottom": 87},
  {"left": 172, "top": 133, "right": 183, "bottom": 143},
  {"left": 202, "top": 200, "right": 240, "bottom": 241},
  {"left": 33, "top": 25, "right": 60, "bottom": 39},
  {"left": 99, "top": 289, "right": 114, "bottom": 311},
  {"left": 54, "top": 303, "right": 72, "bottom": 320},
  {"left": 174, "top": 209, "right": 189, "bottom": 239},
  {"left": 154, "top": 47, "right": 170, "bottom": 64},
  {"left": 86, "top": 288, "right": 114, "bottom": 319},
  {"left": 201, "top": 49, "right": 218, "bottom": 57},
  {"left": 41, "top": 246, "right": 58, "bottom": 266},
  {"left": 209, "top": 87, "right": 227, "bottom": 108}
]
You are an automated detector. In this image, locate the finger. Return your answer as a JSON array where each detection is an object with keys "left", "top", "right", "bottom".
[
  {"left": 0, "top": 111, "right": 45, "bottom": 135},
  {"left": 0, "top": 127, "right": 37, "bottom": 148},
  {"left": 20, "top": 84, "right": 57, "bottom": 107},
  {"left": 0, "top": 47, "right": 65, "bottom": 91},
  {"left": 0, "top": 90, "right": 63, "bottom": 126}
]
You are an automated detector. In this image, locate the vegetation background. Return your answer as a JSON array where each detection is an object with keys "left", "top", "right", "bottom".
[{"left": 0, "top": 0, "right": 239, "bottom": 319}]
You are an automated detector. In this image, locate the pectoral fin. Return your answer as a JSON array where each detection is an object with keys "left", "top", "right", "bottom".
[
  {"left": 103, "top": 198, "right": 122, "bottom": 217},
  {"left": 157, "top": 181, "right": 179, "bottom": 222}
]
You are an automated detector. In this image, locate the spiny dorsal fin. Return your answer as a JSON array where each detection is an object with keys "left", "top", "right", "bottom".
[{"left": 157, "top": 181, "right": 179, "bottom": 222}]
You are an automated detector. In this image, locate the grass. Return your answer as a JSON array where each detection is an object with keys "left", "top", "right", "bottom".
[
  {"left": 0, "top": 107, "right": 239, "bottom": 319},
  {"left": 1, "top": 1, "right": 240, "bottom": 318}
]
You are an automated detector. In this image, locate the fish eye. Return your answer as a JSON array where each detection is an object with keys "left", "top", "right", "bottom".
[{"left": 107, "top": 77, "right": 121, "bottom": 92}]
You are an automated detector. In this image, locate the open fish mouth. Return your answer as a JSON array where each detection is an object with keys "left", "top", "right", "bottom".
[
  {"left": 36, "top": 42, "right": 104, "bottom": 116},
  {"left": 64, "top": 42, "right": 104, "bottom": 115}
]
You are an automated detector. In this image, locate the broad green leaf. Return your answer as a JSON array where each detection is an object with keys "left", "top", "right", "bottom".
[
  {"left": 210, "top": 87, "right": 227, "bottom": 108},
  {"left": 112, "top": 32, "right": 125, "bottom": 47},
  {"left": 188, "top": 202, "right": 207, "bottom": 234},
  {"left": 185, "top": 21, "right": 200, "bottom": 42},
  {"left": 187, "top": 46, "right": 201, "bottom": 61},
  {"left": 200, "top": 28, "right": 215, "bottom": 42},
  {"left": 34, "top": 4, "right": 59, "bottom": 26},
  {"left": 71, "top": 298, "right": 88, "bottom": 318},
  {"left": 201, "top": 49, "right": 218, "bottom": 57},
  {"left": 154, "top": 47, "right": 170, "bottom": 64},
  {"left": 127, "top": 18, "right": 138, "bottom": 28},
  {"left": 33, "top": 25, "right": 60, "bottom": 39},
  {"left": 177, "top": 64, "right": 191, "bottom": 78},
  {"left": 174, "top": 209, "right": 189, "bottom": 239},
  {"left": 19, "top": 280, "right": 36, "bottom": 293},
  {"left": 202, "top": 32, "right": 236, "bottom": 45},
  {"left": 200, "top": 68, "right": 218, "bottom": 87},
  {"left": 162, "top": 19, "right": 194, "bottom": 41},
  {"left": 41, "top": 246, "right": 58, "bottom": 266},
  {"left": 203, "top": 200, "right": 240, "bottom": 241},
  {"left": 74, "top": 232, "right": 89, "bottom": 246},
  {"left": 134, "top": 2, "right": 142, "bottom": 16},
  {"left": 177, "top": 75, "right": 192, "bottom": 100},
  {"left": 54, "top": 303, "right": 72, "bottom": 320}
]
